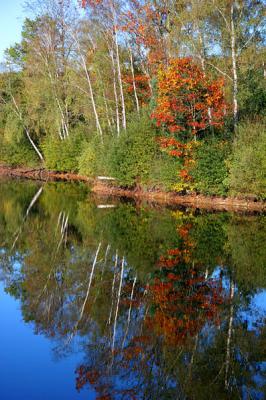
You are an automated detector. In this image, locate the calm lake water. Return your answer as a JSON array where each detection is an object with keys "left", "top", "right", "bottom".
[{"left": 0, "top": 179, "right": 265, "bottom": 400}]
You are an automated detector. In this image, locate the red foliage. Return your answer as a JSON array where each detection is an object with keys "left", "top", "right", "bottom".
[
  {"left": 152, "top": 58, "right": 226, "bottom": 137},
  {"left": 123, "top": 73, "right": 151, "bottom": 104}
]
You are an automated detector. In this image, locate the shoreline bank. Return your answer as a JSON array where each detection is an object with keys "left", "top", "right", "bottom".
[{"left": 0, "top": 165, "right": 265, "bottom": 212}]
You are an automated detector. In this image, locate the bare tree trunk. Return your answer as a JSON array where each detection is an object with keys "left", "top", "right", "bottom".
[
  {"left": 129, "top": 48, "right": 140, "bottom": 114},
  {"left": 103, "top": 90, "right": 112, "bottom": 130},
  {"left": 81, "top": 57, "right": 103, "bottom": 141},
  {"left": 230, "top": 2, "right": 238, "bottom": 130},
  {"left": 71, "top": 32, "right": 103, "bottom": 141},
  {"left": 111, "top": 4, "right": 126, "bottom": 131},
  {"left": 36, "top": 45, "right": 69, "bottom": 140},
  {"left": 110, "top": 49, "right": 120, "bottom": 135},
  {"left": 192, "top": 12, "right": 213, "bottom": 128}
]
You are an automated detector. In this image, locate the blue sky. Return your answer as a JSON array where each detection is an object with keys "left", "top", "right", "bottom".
[{"left": 0, "top": 0, "right": 25, "bottom": 61}]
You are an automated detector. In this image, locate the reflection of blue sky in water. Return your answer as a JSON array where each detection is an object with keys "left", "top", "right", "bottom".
[
  {"left": 237, "top": 290, "right": 266, "bottom": 336},
  {"left": 212, "top": 266, "right": 266, "bottom": 332},
  {"left": 0, "top": 283, "right": 95, "bottom": 400}
]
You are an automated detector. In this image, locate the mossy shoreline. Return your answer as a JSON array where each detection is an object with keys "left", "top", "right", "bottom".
[{"left": 0, "top": 165, "right": 265, "bottom": 213}]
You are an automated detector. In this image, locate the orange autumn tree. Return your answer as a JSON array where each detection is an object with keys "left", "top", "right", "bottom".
[
  {"left": 152, "top": 58, "right": 226, "bottom": 189},
  {"left": 153, "top": 58, "right": 226, "bottom": 138}
]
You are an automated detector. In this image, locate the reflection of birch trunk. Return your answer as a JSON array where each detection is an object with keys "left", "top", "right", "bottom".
[
  {"left": 99, "top": 244, "right": 111, "bottom": 282},
  {"left": 12, "top": 187, "right": 43, "bottom": 250},
  {"left": 225, "top": 279, "right": 235, "bottom": 388},
  {"left": 188, "top": 334, "right": 199, "bottom": 382},
  {"left": 56, "top": 212, "right": 69, "bottom": 251},
  {"left": 122, "top": 276, "right": 137, "bottom": 348},
  {"left": 108, "top": 251, "right": 118, "bottom": 325},
  {"left": 112, "top": 256, "right": 124, "bottom": 352},
  {"left": 68, "top": 242, "right": 102, "bottom": 343}
]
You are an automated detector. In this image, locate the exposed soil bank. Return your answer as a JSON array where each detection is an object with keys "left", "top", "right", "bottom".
[
  {"left": 0, "top": 165, "right": 265, "bottom": 212},
  {"left": 0, "top": 165, "right": 91, "bottom": 183}
]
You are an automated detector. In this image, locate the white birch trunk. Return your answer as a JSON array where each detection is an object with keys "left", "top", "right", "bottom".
[
  {"left": 71, "top": 32, "right": 103, "bottom": 141},
  {"left": 110, "top": 49, "right": 120, "bottom": 135},
  {"left": 111, "top": 2, "right": 126, "bottom": 131},
  {"left": 129, "top": 48, "right": 140, "bottom": 114},
  {"left": 230, "top": 2, "right": 238, "bottom": 130}
]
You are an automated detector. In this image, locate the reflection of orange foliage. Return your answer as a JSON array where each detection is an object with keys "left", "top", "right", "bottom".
[
  {"left": 124, "top": 345, "right": 143, "bottom": 360},
  {"left": 76, "top": 366, "right": 100, "bottom": 390},
  {"left": 149, "top": 220, "right": 224, "bottom": 346},
  {"left": 157, "top": 224, "right": 194, "bottom": 267},
  {"left": 131, "top": 335, "right": 151, "bottom": 344},
  {"left": 178, "top": 223, "right": 193, "bottom": 239},
  {"left": 147, "top": 271, "right": 224, "bottom": 346}
]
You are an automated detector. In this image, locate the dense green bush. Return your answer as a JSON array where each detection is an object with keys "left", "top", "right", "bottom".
[
  {"left": 149, "top": 153, "right": 180, "bottom": 191},
  {"left": 0, "top": 112, "right": 39, "bottom": 167},
  {"left": 191, "top": 139, "right": 230, "bottom": 196},
  {"left": 78, "top": 141, "right": 98, "bottom": 177},
  {"left": 0, "top": 136, "right": 40, "bottom": 167},
  {"left": 228, "top": 121, "right": 266, "bottom": 199},
  {"left": 42, "top": 133, "right": 86, "bottom": 172},
  {"left": 107, "top": 114, "right": 157, "bottom": 187},
  {"left": 238, "top": 68, "right": 266, "bottom": 118},
  {"left": 78, "top": 136, "right": 109, "bottom": 177}
]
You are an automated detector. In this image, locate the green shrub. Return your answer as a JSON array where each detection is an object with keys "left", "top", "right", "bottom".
[
  {"left": 191, "top": 139, "right": 230, "bottom": 196},
  {"left": 108, "top": 114, "right": 157, "bottom": 187},
  {"left": 228, "top": 121, "right": 266, "bottom": 199},
  {"left": 78, "top": 136, "right": 107, "bottom": 177},
  {"left": 78, "top": 142, "right": 97, "bottom": 177},
  {"left": 149, "top": 154, "right": 180, "bottom": 191},
  {"left": 42, "top": 133, "right": 86, "bottom": 172},
  {"left": 0, "top": 136, "right": 40, "bottom": 167},
  {"left": 0, "top": 112, "right": 39, "bottom": 167},
  {"left": 239, "top": 68, "right": 266, "bottom": 119}
]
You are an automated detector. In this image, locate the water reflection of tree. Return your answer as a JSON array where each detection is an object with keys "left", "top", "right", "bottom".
[{"left": 0, "top": 180, "right": 265, "bottom": 399}]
